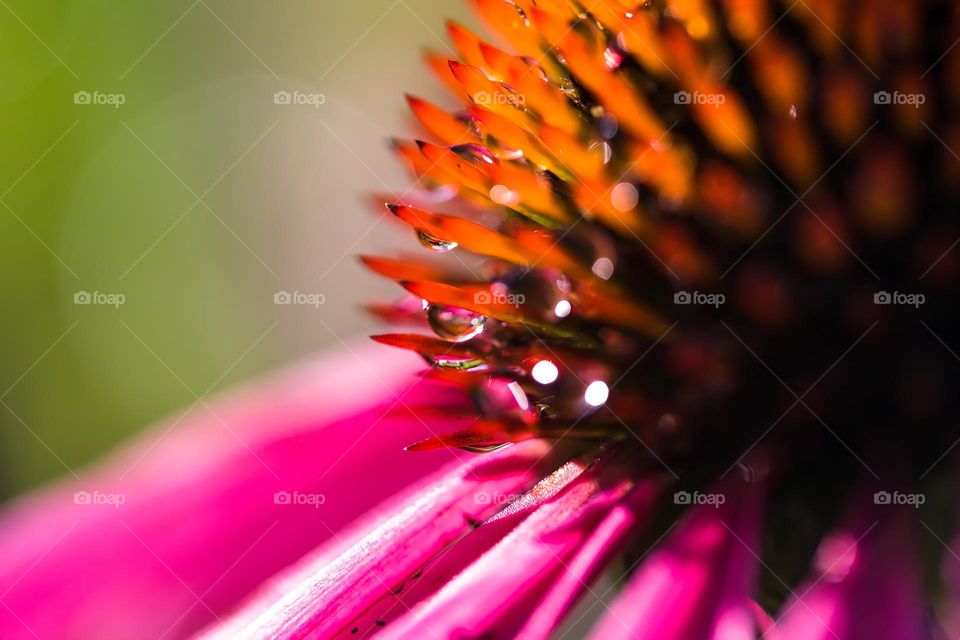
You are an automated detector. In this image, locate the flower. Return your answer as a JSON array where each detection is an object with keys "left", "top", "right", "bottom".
[{"left": 4, "top": 1, "right": 960, "bottom": 639}]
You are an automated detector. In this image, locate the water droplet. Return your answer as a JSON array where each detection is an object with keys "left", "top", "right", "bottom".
[
  {"left": 814, "top": 533, "right": 858, "bottom": 582},
  {"left": 603, "top": 47, "right": 624, "bottom": 70},
  {"left": 588, "top": 140, "right": 613, "bottom": 164},
  {"left": 432, "top": 355, "right": 486, "bottom": 370},
  {"left": 610, "top": 182, "right": 638, "bottom": 212},
  {"left": 416, "top": 230, "right": 457, "bottom": 252},
  {"left": 584, "top": 381, "right": 609, "bottom": 407},
  {"left": 451, "top": 143, "right": 495, "bottom": 165},
  {"left": 477, "top": 377, "right": 538, "bottom": 424},
  {"left": 459, "top": 443, "right": 512, "bottom": 453},
  {"left": 493, "top": 147, "right": 524, "bottom": 161},
  {"left": 490, "top": 184, "right": 520, "bottom": 206},
  {"left": 599, "top": 113, "right": 619, "bottom": 139},
  {"left": 554, "top": 299, "right": 572, "bottom": 318},
  {"left": 592, "top": 257, "right": 615, "bottom": 280},
  {"left": 427, "top": 304, "right": 486, "bottom": 342},
  {"left": 531, "top": 360, "right": 559, "bottom": 384}
]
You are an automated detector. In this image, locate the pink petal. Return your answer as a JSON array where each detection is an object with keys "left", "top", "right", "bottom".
[
  {"left": 776, "top": 498, "right": 925, "bottom": 640},
  {"left": 0, "top": 344, "right": 467, "bottom": 640},
  {"left": 377, "top": 450, "right": 656, "bottom": 640},
  {"left": 199, "top": 439, "right": 556, "bottom": 639},
  {"left": 588, "top": 476, "right": 765, "bottom": 640}
]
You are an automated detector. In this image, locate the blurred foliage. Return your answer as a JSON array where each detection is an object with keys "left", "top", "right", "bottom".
[{"left": 0, "top": 0, "right": 472, "bottom": 500}]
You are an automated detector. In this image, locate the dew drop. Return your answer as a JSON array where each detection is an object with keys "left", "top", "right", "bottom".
[
  {"left": 432, "top": 355, "right": 486, "bottom": 371},
  {"left": 610, "top": 182, "right": 639, "bottom": 212},
  {"left": 459, "top": 443, "right": 512, "bottom": 453},
  {"left": 599, "top": 113, "right": 619, "bottom": 139},
  {"left": 588, "top": 140, "right": 613, "bottom": 164},
  {"left": 451, "top": 143, "right": 496, "bottom": 165},
  {"left": 531, "top": 360, "right": 559, "bottom": 384},
  {"left": 603, "top": 47, "right": 624, "bottom": 70},
  {"left": 427, "top": 304, "right": 486, "bottom": 342},
  {"left": 584, "top": 381, "right": 609, "bottom": 407},
  {"left": 416, "top": 230, "right": 457, "bottom": 252},
  {"left": 592, "top": 257, "right": 615, "bottom": 280},
  {"left": 490, "top": 184, "right": 520, "bottom": 206}
]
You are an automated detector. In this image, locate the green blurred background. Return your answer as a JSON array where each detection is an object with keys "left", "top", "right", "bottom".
[{"left": 0, "top": 0, "right": 477, "bottom": 500}]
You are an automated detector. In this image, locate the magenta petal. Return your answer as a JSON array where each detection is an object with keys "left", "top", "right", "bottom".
[
  {"left": 198, "top": 440, "right": 554, "bottom": 639},
  {"left": 376, "top": 451, "right": 654, "bottom": 640},
  {"left": 776, "top": 499, "right": 925, "bottom": 640},
  {"left": 0, "top": 344, "right": 466, "bottom": 640},
  {"left": 588, "top": 477, "right": 764, "bottom": 640}
]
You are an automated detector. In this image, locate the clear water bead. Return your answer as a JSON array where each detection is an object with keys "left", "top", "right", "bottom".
[{"left": 427, "top": 304, "right": 486, "bottom": 342}]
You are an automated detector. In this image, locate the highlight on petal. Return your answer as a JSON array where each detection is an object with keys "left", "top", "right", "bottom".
[
  {"left": 198, "top": 439, "right": 559, "bottom": 639},
  {"left": 378, "top": 448, "right": 658, "bottom": 640},
  {"left": 0, "top": 344, "right": 468, "bottom": 640},
  {"left": 776, "top": 494, "right": 926, "bottom": 640},
  {"left": 588, "top": 475, "right": 765, "bottom": 640}
]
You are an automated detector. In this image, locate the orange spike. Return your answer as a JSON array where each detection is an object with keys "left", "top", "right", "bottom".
[
  {"left": 556, "top": 30, "right": 668, "bottom": 143},
  {"left": 415, "top": 139, "right": 492, "bottom": 194},
  {"left": 425, "top": 49, "right": 468, "bottom": 98},
  {"left": 406, "top": 95, "right": 479, "bottom": 146},
  {"left": 537, "top": 125, "right": 607, "bottom": 183},
  {"left": 487, "top": 162, "right": 572, "bottom": 225},
  {"left": 388, "top": 203, "right": 530, "bottom": 265},
  {"left": 359, "top": 255, "right": 448, "bottom": 282},
  {"left": 478, "top": 41, "right": 528, "bottom": 79},
  {"left": 371, "top": 333, "right": 483, "bottom": 360},
  {"left": 591, "top": 2, "right": 674, "bottom": 78},
  {"left": 470, "top": 0, "right": 542, "bottom": 60},
  {"left": 446, "top": 20, "right": 487, "bottom": 70},
  {"left": 403, "top": 280, "right": 528, "bottom": 323},
  {"left": 468, "top": 108, "right": 566, "bottom": 177}
]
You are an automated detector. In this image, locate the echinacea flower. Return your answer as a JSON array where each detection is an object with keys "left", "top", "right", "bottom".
[{"left": 4, "top": 1, "right": 960, "bottom": 639}]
